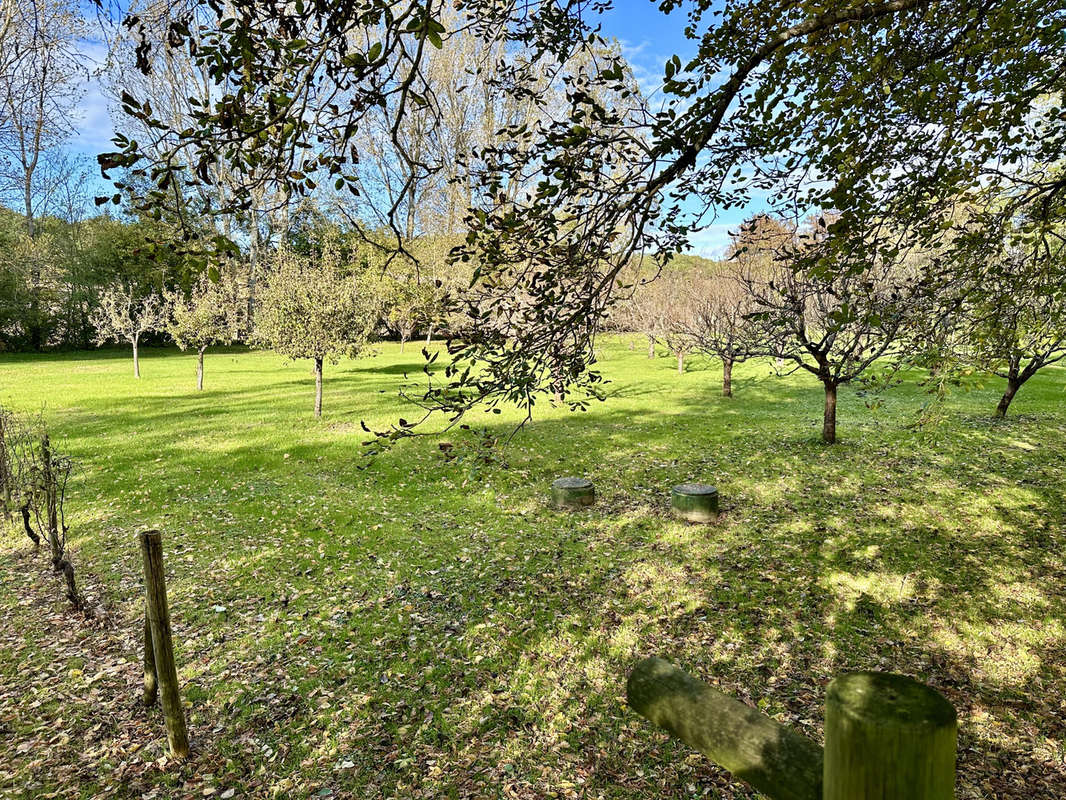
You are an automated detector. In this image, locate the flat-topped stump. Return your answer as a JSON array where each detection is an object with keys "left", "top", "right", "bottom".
[
  {"left": 551, "top": 477, "right": 595, "bottom": 510},
  {"left": 671, "top": 483, "right": 719, "bottom": 523}
]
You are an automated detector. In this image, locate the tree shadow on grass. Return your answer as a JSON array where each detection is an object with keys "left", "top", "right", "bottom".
[
  {"left": 92, "top": 391, "right": 1060, "bottom": 798},
  {"left": 4, "top": 352, "right": 1066, "bottom": 798}
]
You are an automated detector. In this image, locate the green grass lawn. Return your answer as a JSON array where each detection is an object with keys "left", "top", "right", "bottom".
[{"left": 1, "top": 337, "right": 1064, "bottom": 799}]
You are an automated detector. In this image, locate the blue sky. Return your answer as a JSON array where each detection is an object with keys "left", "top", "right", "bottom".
[
  {"left": 63, "top": 0, "right": 747, "bottom": 255},
  {"left": 599, "top": 2, "right": 742, "bottom": 255}
]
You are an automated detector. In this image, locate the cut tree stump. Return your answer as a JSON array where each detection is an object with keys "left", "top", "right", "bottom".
[
  {"left": 550, "top": 477, "right": 595, "bottom": 510},
  {"left": 671, "top": 483, "right": 719, "bottom": 523}
]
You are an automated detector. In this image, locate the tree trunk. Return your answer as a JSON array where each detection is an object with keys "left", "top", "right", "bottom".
[
  {"left": 24, "top": 180, "right": 34, "bottom": 238},
  {"left": 0, "top": 416, "right": 10, "bottom": 524},
  {"left": 399, "top": 336, "right": 406, "bottom": 353},
  {"left": 197, "top": 348, "right": 205, "bottom": 391},
  {"left": 21, "top": 503, "right": 39, "bottom": 549},
  {"left": 648, "top": 335, "right": 656, "bottom": 359},
  {"left": 995, "top": 376, "right": 1022, "bottom": 418},
  {"left": 248, "top": 210, "right": 260, "bottom": 330},
  {"left": 822, "top": 381, "right": 838, "bottom": 444},
  {"left": 58, "top": 558, "right": 79, "bottom": 609},
  {"left": 24, "top": 161, "right": 42, "bottom": 349},
  {"left": 41, "top": 435, "right": 60, "bottom": 567},
  {"left": 677, "top": 351, "right": 684, "bottom": 374},
  {"left": 314, "top": 357, "right": 323, "bottom": 417},
  {"left": 133, "top": 337, "right": 141, "bottom": 378},
  {"left": 426, "top": 325, "right": 434, "bottom": 345},
  {"left": 722, "top": 358, "right": 734, "bottom": 397}
]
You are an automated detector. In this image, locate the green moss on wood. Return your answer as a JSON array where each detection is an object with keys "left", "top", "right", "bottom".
[
  {"left": 671, "top": 483, "right": 718, "bottom": 522},
  {"left": 824, "top": 672, "right": 957, "bottom": 800},
  {"left": 627, "top": 657, "right": 822, "bottom": 800},
  {"left": 550, "top": 477, "right": 595, "bottom": 510}
]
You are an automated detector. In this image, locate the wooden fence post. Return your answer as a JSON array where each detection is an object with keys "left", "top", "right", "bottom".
[
  {"left": 627, "top": 657, "right": 958, "bottom": 800},
  {"left": 138, "top": 529, "right": 189, "bottom": 759},
  {"left": 823, "top": 672, "right": 956, "bottom": 800}
]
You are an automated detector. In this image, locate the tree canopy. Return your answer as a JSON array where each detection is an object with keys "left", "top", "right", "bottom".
[{"left": 97, "top": 0, "right": 1066, "bottom": 437}]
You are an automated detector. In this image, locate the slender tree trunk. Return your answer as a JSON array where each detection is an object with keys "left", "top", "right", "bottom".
[
  {"left": 24, "top": 181, "right": 34, "bottom": 238},
  {"left": 823, "top": 381, "right": 838, "bottom": 444},
  {"left": 722, "top": 358, "right": 734, "bottom": 397},
  {"left": 399, "top": 336, "right": 406, "bottom": 353},
  {"left": 25, "top": 183, "right": 43, "bottom": 349},
  {"left": 41, "top": 435, "right": 60, "bottom": 567},
  {"left": 314, "top": 357, "right": 323, "bottom": 417},
  {"left": 426, "top": 325, "right": 433, "bottom": 345},
  {"left": 995, "top": 376, "right": 1022, "bottom": 418},
  {"left": 0, "top": 415, "right": 9, "bottom": 524},
  {"left": 677, "top": 351, "right": 684, "bottom": 374},
  {"left": 248, "top": 210, "right": 260, "bottom": 330},
  {"left": 133, "top": 337, "right": 141, "bottom": 378},
  {"left": 648, "top": 335, "right": 656, "bottom": 359},
  {"left": 21, "top": 503, "right": 40, "bottom": 549},
  {"left": 197, "top": 348, "right": 205, "bottom": 391}
]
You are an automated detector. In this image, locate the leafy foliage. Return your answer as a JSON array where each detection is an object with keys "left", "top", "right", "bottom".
[
  {"left": 166, "top": 272, "right": 244, "bottom": 354},
  {"left": 101, "top": 0, "right": 1066, "bottom": 439},
  {"left": 252, "top": 242, "right": 375, "bottom": 365}
]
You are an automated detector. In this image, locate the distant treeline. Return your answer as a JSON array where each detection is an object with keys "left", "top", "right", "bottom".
[{"left": 0, "top": 207, "right": 194, "bottom": 351}]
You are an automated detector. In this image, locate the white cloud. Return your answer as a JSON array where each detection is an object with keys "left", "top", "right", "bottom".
[{"left": 685, "top": 224, "right": 735, "bottom": 258}]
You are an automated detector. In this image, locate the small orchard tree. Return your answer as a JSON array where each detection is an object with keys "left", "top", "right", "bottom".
[
  {"left": 965, "top": 244, "right": 1066, "bottom": 418},
  {"left": 90, "top": 286, "right": 168, "bottom": 377},
  {"left": 166, "top": 273, "right": 244, "bottom": 390},
  {"left": 683, "top": 263, "right": 764, "bottom": 397},
  {"left": 254, "top": 244, "right": 373, "bottom": 417},
  {"left": 619, "top": 265, "right": 667, "bottom": 359},
  {"left": 745, "top": 217, "right": 918, "bottom": 443},
  {"left": 622, "top": 266, "right": 698, "bottom": 370},
  {"left": 3, "top": 412, "right": 81, "bottom": 607},
  {"left": 381, "top": 275, "right": 442, "bottom": 352}
]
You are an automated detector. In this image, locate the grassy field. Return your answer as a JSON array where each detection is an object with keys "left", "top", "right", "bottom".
[{"left": 0, "top": 337, "right": 1064, "bottom": 799}]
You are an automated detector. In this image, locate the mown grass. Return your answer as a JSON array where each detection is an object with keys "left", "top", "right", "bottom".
[{"left": 0, "top": 337, "right": 1064, "bottom": 799}]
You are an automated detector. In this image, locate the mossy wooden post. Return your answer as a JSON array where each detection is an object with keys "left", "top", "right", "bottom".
[
  {"left": 143, "top": 614, "right": 158, "bottom": 707},
  {"left": 138, "top": 529, "right": 189, "bottom": 759},
  {"left": 550, "top": 477, "right": 595, "bottom": 510},
  {"left": 628, "top": 658, "right": 958, "bottom": 800},
  {"left": 824, "top": 672, "right": 956, "bottom": 800},
  {"left": 627, "top": 657, "right": 822, "bottom": 800},
  {"left": 671, "top": 483, "right": 718, "bottom": 523}
]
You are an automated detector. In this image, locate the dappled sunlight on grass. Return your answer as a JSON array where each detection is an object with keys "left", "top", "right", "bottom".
[
  {"left": 823, "top": 569, "right": 928, "bottom": 610},
  {"left": 1, "top": 339, "right": 1065, "bottom": 797}
]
